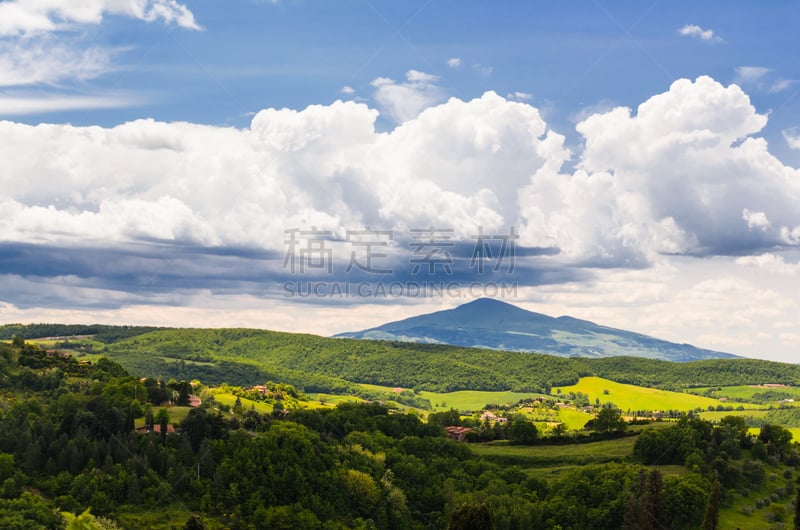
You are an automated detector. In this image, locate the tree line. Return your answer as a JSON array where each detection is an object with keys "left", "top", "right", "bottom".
[{"left": 5, "top": 338, "right": 800, "bottom": 528}]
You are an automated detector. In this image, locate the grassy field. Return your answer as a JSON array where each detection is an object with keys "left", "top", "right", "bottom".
[
  {"left": 116, "top": 505, "right": 195, "bottom": 530},
  {"left": 558, "top": 377, "right": 757, "bottom": 412},
  {"left": 690, "top": 384, "right": 800, "bottom": 402},
  {"left": 470, "top": 435, "right": 638, "bottom": 467},
  {"left": 420, "top": 389, "right": 546, "bottom": 412},
  {"left": 133, "top": 406, "right": 193, "bottom": 428},
  {"left": 557, "top": 408, "right": 594, "bottom": 430},
  {"left": 358, "top": 383, "right": 546, "bottom": 412},
  {"left": 210, "top": 392, "right": 272, "bottom": 414},
  {"left": 700, "top": 409, "right": 769, "bottom": 421},
  {"left": 306, "top": 393, "right": 366, "bottom": 408},
  {"left": 28, "top": 337, "right": 107, "bottom": 351}
]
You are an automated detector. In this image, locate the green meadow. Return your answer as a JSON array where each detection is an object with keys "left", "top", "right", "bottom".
[
  {"left": 700, "top": 409, "right": 768, "bottom": 421},
  {"left": 357, "top": 383, "right": 547, "bottom": 412},
  {"left": 470, "top": 435, "right": 639, "bottom": 467},
  {"left": 133, "top": 406, "right": 194, "bottom": 428},
  {"left": 306, "top": 393, "right": 366, "bottom": 407},
  {"left": 558, "top": 376, "right": 758, "bottom": 411},
  {"left": 420, "top": 389, "right": 547, "bottom": 412},
  {"left": 557, "top": 408, "right": 595, "bottom": 430},
  {"left": 209, "top": 392, "right": 273, "bottom": 414},
  {"left": 690, "top": 384, "right": 800, "bottom": 402}
]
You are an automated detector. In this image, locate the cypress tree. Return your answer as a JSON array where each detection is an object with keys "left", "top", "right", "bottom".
[
  {"left": 701, "top": 479, "right": 722, "bottom": 530},
  {"left": 794, "top": 486, "right": 800, "bottom": 530}
]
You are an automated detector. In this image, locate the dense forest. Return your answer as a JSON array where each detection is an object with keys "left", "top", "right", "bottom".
[
  {"left": 3, "top": 335, "right": 800, "bottom": 528},
  {"left": 3, "top": 324, "right": 799, "bottom": 396}
]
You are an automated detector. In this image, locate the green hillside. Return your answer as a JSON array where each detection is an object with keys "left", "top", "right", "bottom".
[
  {"left": 7, "top": 324, "right": 799, "bottom": 397},
  {"left": 106, "top": 328, "right": 800, "bottom": 392}
]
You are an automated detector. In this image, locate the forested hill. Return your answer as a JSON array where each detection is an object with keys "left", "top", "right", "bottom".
[
  {"left": 0, "top": 323, "right": 165, "bottom": 343},
  {"left": 4, "top": 324, "right": 792, "bottom": 393},
  {"left": 0, "top": 330, "right": 739, "bottom": 529}
]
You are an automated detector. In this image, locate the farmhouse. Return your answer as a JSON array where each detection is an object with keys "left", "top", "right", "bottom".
[
  {"left": 480, "top": 410, "right": 508, "bottom": 424},
  {"left": 445, "top": 426, "right": 473, "bottom": 442}
]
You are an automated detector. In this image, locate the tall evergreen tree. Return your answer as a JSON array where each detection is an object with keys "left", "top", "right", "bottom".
[
  {"left": 701, "top": 479, "right": 722, "bottom": 530},
  {"left": 623, "top": 468, "right": 667, "bottom": 530},
  {"left": 622, "top": 468, "right": 649, "bottom": 530},
  {"left": 647, "top": 469, "right": 667, "bottom": 526},
  {"left": 794, "top": 486, "right": 800, "bottom": 530}
]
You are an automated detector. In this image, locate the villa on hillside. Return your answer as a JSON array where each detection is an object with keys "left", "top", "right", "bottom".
[
  {"left": 445, "top": 426, "right": 473, "bottom": 442},
  {"left": 481, "top": 411, "right": 508, "bottom": 424}
]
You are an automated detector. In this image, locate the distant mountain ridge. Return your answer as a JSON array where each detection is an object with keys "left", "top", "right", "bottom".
[{"left": 334, "top": 298, "right": 738, "bottom": 362}]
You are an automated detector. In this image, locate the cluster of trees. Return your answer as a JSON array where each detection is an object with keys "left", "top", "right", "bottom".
[
  {"left": 633, "top": 415, "right": 797, "bottom": 469},
  {"left": 633, "top": 415, "right": 800, "bottom": 528},
  {"left": 2, "top": 338, "right": 750, "bottom": 530},
  {"left": 760, "top": 407, "right": 800, "bottom": 429},
  {"left": 428, "top": 409, "right": 544, "bottom": 444}
]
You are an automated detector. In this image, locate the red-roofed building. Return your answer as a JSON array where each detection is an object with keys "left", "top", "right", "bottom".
[{"left": 445, "top": 426, "right": 473, "bottom": 442}]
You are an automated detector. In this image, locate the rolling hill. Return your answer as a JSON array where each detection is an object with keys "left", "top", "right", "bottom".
[
  {"left": 6, "top": 321, "right": 796, "bottom": 400},
  {"left": 335, "top": 298, "right": 738, "bottom": 362}
]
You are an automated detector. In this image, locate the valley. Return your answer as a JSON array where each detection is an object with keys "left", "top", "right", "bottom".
[{"left": 3, "top": 322, "right": 800, "bottom": 529}]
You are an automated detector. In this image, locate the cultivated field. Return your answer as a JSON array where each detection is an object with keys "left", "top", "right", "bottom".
[{"left": 558, "top": 376, "right": 759, "bottom": 411}]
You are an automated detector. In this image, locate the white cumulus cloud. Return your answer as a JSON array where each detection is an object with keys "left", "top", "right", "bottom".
[
  {"left": 742, "top": 209, "right": 770, "bottom": 231},
  {"left": 2, "top": 75, "right": 800, "bottom": 270},
  {"left": 520, "top": 76, "right": 800, "bottom": 263},
  {"left": 678, "top": 24, "right": 723, "bottom": 42},
  {"left": 0, "top": 93, "right": 565, "bottom": 248},
  {"left": 736, "top": 253, "right": 800, "bottom": 276},
  {"left": 371, "top": 70, "right": 446, "bottom": 123},
  {"left": 783, "top": 127, "right": 800, "bottom": 150},
  {"left": 507, "top": 91, "right": 533, "bottom": 101}
]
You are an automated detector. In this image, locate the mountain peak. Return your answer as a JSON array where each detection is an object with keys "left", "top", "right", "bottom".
[
  {"left": 456, "top": 298, "right": 521, "bottom": 311},
  {"left": 335, "top": 299, "right": 738, "bottom": 362},
  {"left": 462, "top": 297, "right": 511, "bottom": 306}
]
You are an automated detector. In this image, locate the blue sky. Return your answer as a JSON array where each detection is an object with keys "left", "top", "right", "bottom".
[
  {"left": 7, "top": 2, "right": 800, "bottom": 162},
  {"left": 2, "top": 1, "right": 800, "bottom": 361}
]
